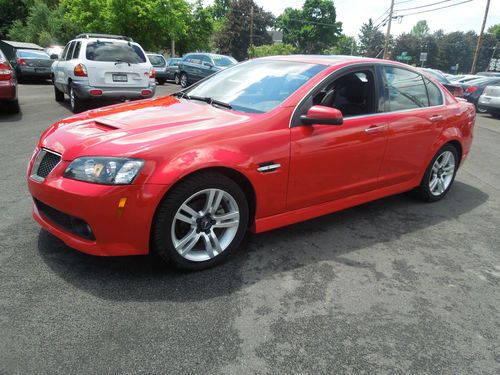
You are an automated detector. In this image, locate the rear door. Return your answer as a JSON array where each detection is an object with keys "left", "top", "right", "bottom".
[{"left": 84, "top": 40, "right": 151, "bottom": 88}]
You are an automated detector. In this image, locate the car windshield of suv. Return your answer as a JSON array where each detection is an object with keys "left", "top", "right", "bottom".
[
  {"left": 212, "top": 55, "right": 237, "bottom": 67},
  {"left": 17, "top": 50, "right": 51, "bottom": 59},
  {"left": 86, "top": 41, "right": 146, "bottom": 63},
  {"left": 148, "top": 55, "right": 166, "bottom": 67},
  {"left": 184, "top": 59, "right": 326, "bottom": 113}
]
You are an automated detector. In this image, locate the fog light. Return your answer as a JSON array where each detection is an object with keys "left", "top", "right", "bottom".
[
  {"left": 89, "top": 89, "right": 103, "bottom": 96},
  {"left": 141, "top": 89, "right": 152, "bottom": 96}
]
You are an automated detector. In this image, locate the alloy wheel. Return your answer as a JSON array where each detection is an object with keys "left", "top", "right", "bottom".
[
  {"left": 429, "top": 150, "right": 455, "bottom": 196},
  {"left": 171, "top": 188, "right": 240, "bottom": 262}
]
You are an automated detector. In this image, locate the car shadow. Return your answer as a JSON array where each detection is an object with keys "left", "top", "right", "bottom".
[
  {"left": 0, "top": 106, "right": 22, "bottom": 121},
  {"left": 37, "top": 181, "right": 488, "bottom": 302}
]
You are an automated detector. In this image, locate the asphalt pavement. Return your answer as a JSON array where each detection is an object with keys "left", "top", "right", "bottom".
[{"left": 1, "top": 82, "right": 499, "bottom": 374}]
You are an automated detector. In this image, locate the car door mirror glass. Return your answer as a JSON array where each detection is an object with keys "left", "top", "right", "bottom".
[{"left": 301, "top": 105, "right": 343, "bottom": 126}]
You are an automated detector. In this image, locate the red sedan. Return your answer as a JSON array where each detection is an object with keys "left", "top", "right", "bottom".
[
  {"left": 0, "top": 49, "right": 19, "bottom": 113},
  {"left": 27, "top": 56, "right": 475, "bottom": 270}
]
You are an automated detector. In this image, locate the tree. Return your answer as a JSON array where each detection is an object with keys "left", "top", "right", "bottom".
[
  {"left": 358, "top": 19, "right": 385, "bottom": 58},
  {"left": 277, "top": 0, "right": 342, "bottom": 54},
  {"left": 411, "top": 20, "right": 430, "bottom": 38},
  {"left": 247, "top": 43, "right": 296, "bottom": 58},
  {"left": 488, "top": 24, "right": 500, "bottom": 41},
  {"left": 214, "top": 0, "right": 274, "bottom": 61},
  {"left": 0, "top": 0, "right": 29, "bottom": 39},
  {"left": 177, "top": 0, "right": 214, "bottom": 54}
]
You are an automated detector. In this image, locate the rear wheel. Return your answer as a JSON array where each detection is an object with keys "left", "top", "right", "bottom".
[
  {"left": 54, "top": 84, "right": 64, "bottom": 102},
  {"left": 416, "top": 144, "right": 458, "bottom": 202},
  {"left": 6, "top": 99, "right": 20, "bottom": 114},
  {"left": 69, "top": 83, "right": 85, "bottom": 113},
  {"left": 180, "top": 73, "right": 189, "bottom": 88},
  {"left": 157, "top": 78, "right": 166, "bottom": 85},
  {"left": 152, "top": 172, "right": 249, "bottom": 270}
]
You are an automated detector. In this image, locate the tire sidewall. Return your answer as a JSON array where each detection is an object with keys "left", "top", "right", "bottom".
[
  {"left": 180, "top": 73, "right": 188, "bottom": 88},
  {"left": 153, "top": 173, "right": 249, "bottom": 270},
  {"left": 420, "top": 144, "right": 459, "bottom": 202}
]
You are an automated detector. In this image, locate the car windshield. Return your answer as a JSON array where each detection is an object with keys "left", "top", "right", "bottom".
[
  {"left": 148, "top": 54, "right": 166, "bottom": 66},
  {"left": 212, "top": 55, "right": 237, "bottom": 67},
  {"left": 17, "top": 50, "right": 50, "bottom": 59},
  {"left": 86, "top": 41, "right": 146, "bottom": 63},
  {"left": 184, "top": 59, "right": 326, "bottom": 113}
]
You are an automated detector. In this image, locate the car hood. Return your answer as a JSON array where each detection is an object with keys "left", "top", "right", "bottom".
[{"left": 39, "top": 96, "right": 254, "bottom": 161}]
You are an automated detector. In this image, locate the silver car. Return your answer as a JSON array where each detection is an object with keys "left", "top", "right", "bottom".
[{"left": 478, "top": 85, "right": 500, "bottom": 118}]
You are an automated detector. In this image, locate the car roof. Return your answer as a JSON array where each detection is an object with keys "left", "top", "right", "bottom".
[{"left": 258, "top": 55, "right": 383, "bottom": 66}]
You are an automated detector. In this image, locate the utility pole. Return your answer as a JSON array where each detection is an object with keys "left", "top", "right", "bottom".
[
  {"left": 249, "top": 7, "right": 254, "bottom": 48},
  {"left": 171, "top": 38, "right": 175, "bottom": 58},
  {"left": 471, "top": 0, "right": 490, "bottom": 73},
  {"left": 383, "top": 0, "right": 395, "bottom": 60}
]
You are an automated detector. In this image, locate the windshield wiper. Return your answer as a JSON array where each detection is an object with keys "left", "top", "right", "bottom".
[
  {"left": 114, "top": 59, "right": 131, "bottom": 66},
  {"left": 177, "top": 94, "right": 232, "bottom": 109}
]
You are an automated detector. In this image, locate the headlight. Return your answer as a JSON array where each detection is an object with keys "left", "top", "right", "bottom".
[{"left": 64, "top": 157, "right": 144, "bottom": 185}]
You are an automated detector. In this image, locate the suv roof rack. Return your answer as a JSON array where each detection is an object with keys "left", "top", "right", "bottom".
[{"left": 75, "top": 33, "right": 133, "bottom": 42}]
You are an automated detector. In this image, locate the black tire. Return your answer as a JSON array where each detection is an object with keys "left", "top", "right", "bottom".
[
  {"left": 157, "top": 78, "right": 166, "bottom": 85},
  {"left": 54, "top": 84, "right": 64, "bottom": 102},
  {"left": 6, "top": 99, "right": 20, "bottom": 114},
  {"left": 180, "top": 73, "right": 189, "bottom": 88},
  {"left": 416, "top": 144, "right": 459, "bottom": 202},
  {"left": 174, "top": 73, "right": 180, "bottom": 85},
  {"left": 152, "top": 172, "right": 249, "bottom": 270},
  {"left": 69, "top": 83, "right": 85, "bottom": 113}
]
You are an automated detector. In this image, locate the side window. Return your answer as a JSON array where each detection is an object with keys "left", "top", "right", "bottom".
[
  {"left": 424, "top": 78, "right": 443, "bottom": 106},
  {"left": 65, "top": 42, "right": 75, "bottom": 61},
  {"left": 200, "top": 55, "right": 212, "bottom": 65},
  {"left": 72, "top": 42, "right": 81, "bottom": 60},
  {"left": 311, "top": 69, "right": 377, "bottom": 118},
  {"left": 384, "top": 67, "right": 429, "bottom": 111},
  {"left": 60, "top": 43, "right": 70, "bottom": 61}
]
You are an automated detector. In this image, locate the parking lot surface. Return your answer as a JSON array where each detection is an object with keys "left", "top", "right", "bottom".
[{"left": 1, "top": 83, "right": 499, "bottom": 374}]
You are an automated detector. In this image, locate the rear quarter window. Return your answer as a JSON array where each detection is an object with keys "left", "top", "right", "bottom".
[
  {"left": 425, "top": 78, "right": 444, "bottom": 106},
  {"left": 86, "top": 41, "right": 146, "bottom": 63}
]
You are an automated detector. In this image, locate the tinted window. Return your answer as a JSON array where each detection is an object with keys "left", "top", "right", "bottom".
[
  {"left": 65, "top": 42, "right": 75, "bottom": 61},
  {"left": 17, "top": 50, "right": 51, "bottom": 59},
  {"left": 185, "top": 60, "right": 326, "bottom": 113},
  {"left": 60, "top": 43, "right": 70, "bottom": 60},
  {"left": 212, "top": 55, "right": 237, "bottom": 67},
  {"left": 72, "top": 42, "right": 81, "bottom": 59},
  {"left": 384, "top": 67, "right": 429, "bottom": 111},
  {"left": 199, "top": 55, "right": 212, "bottom": 64},
  {"left": 148, "top": 55, "right": 166, "bottom": 66},
  {"left": 86, "top": 41, "right": 146, "bottom": 63},
  {"left": 169, "top": 59, "right": 180, "bottom": 66},
  {"left": 425, "top": 78, "right": 443, "bottom": 106}
]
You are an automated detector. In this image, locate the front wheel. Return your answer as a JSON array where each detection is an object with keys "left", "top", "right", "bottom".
[
  {"left": 174, "top": 74, "right": 180, "bottom": 85},
  {"left": 54, "top": 84, "right": 64, "bottom": 102},
  {"left": 157, "top": 78, "right": 166, "bottom": 85},
  {"left": 152, "top": 172, "right": 249, "bottom": 270},
  {"left": 180, "top": 73, "right": 189, "bottom": 88},
  {"left": 416, "top": 144, "right": 459, "bottom": 202}
]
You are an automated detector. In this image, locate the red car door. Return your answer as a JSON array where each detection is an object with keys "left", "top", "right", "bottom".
[
  {"left": 287, "top": 66, "right": 388, "bottom": 211},
  {"left": 377, "top": 66, "right": 446, "bottom": 188}
]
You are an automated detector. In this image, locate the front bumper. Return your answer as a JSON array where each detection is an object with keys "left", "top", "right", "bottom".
[
  {"left": 72, "top": 80, "right": 156, "bottom": 101},
  {"left": 28, "top": 157, "right": 168, "bottom": 256}
]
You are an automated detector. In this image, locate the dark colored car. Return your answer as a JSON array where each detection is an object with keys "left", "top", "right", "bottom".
[
  {"left": 147, "top": 53, "right": 168, "bottom": 85},
  {"left": 0, "top": 49, "right": 19, "bottom": 113},
  {"left": 177, "top": 53, "right": 237, "bottom": 88},
  {"left": 462, "top": 77, "right": 500, "bottom": 113},
  {"left": 15, "top": 49, "right": 53, "bottom": 82},
  {"left": 420, "top": 68, "right": 464, "bottom": 97},
  {"left": 166, "top": 58, "right": 182, "bottom": 83}
]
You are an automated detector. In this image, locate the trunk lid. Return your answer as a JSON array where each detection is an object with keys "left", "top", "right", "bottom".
[
  {"left": 24, "top": 58, "right": 53, "bottom": 68},
  {"left": 86, "top": 61, "right": 150, "bottom": 87}
]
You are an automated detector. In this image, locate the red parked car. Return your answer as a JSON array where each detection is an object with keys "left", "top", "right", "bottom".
[
  {"left": 0, "top": 49, "right": 19, "bottom": 113},
  {"left": 27, "top": 56, "right": 475, "bottom": 270}
]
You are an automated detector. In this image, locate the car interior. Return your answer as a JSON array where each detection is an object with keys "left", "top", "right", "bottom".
[{"left": 313, "top": 71, "right": 376, "bottom": 117}]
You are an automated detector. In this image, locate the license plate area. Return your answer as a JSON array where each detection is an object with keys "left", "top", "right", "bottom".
[{"left": 112, "top": 74, "right": 128, "bottom": 82}]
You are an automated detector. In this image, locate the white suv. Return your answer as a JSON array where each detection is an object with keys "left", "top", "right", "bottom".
[{"left": 52, "top": 34, "right": 156, "bottom": 113}]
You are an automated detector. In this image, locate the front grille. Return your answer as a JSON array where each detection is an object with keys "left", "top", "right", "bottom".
[
  {"left": 31, "top": 149, "right": 61, "bottom": 180},
  {"left": 35, "top": 199, "right": 95, "bottom": 240}
]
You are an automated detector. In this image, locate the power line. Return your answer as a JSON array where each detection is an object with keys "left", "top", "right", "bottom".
[
  {"left": 395, "top": 0, "right": 452, "bottom": 12},
  {"left": 396, "top": 0, "right": 473, "bottom": 17}
]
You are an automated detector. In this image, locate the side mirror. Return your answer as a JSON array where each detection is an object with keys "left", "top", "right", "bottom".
[
  {"left": 300, "top": 105, "right": 343, "bottom": 126},
  {"left": 50, "top": 54, "right": 59, "bottom": 60}
]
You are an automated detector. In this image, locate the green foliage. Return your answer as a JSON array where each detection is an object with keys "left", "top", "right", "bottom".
[
  {"left": 177, "top": 0, "right": 214, "bottom": 54},
  {"left": 411, "top": 20, "right": 430, "bottom": 38},
  {"left": 0, "top": 0, "right": 29, "bottom": 39},
  {"left": 358, "top": 18, "right": 385, "bottom": 58},
  {"left": 214, "top": 0, "right": 274, "bottom": 61},
  {"left": 488, "top": 24, "right": 500, "bottom": 41},
  {"left": 323, "top": 34, "right": 357, "bottom": 55},
  {"left": 277, "top": 0, "right": 342, "bottom": 54},
  {"left": 247, "top": 43, "right": 296, "bottom": 58}
]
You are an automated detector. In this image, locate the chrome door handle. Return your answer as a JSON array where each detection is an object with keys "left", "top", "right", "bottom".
[
  {"left": 429, "top": 115, "right": 443, "bottom": 122},
  {"left": 364, "top": 125, "right": 385, "bottom": 134}
]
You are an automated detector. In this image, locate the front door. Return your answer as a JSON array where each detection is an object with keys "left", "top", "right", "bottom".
[{"left": 287, "top": 67, "right": 388, "bottom": 211}]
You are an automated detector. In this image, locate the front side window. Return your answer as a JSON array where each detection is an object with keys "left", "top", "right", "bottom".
[
  {"left": 185, "top": 59, "right": 326, "bottom": 113},
  {"left": 72, "top": 42, "right": 81, "bottom": 60},
  {"left": 384, "top": 67, "right": 429, "bottom": 111},
  {"left": 65, "top": 42, "right": 76, "bottom": 61},
  {"left": 86, "top": 41, "right": 146, "bottom": 63}
]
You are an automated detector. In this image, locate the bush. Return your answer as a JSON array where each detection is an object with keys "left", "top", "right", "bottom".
[{"left": 247, "top": 43, "right": 297, "bottom": 58}]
